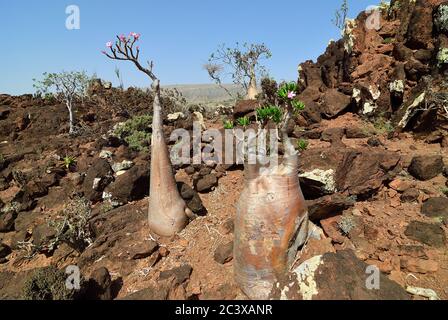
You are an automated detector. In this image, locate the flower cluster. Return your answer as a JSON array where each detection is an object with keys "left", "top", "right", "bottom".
[{"left": 104, "top": 32, "right": 141, "bottom": 51}]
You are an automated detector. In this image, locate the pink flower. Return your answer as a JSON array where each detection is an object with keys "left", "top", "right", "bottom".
[
  {"left": 130, "top": 32, "right": 141, "bottom": 40},
  {"left": 119, "top": 34, "right": 127, "bottom": 42},
  {"left": 106, "top": 41, "right": 113, "bottom": 48},
  {"left": 287, "top": 91, "right": 296, "bottom": 99}
]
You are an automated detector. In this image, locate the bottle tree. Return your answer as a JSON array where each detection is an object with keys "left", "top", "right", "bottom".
[{"left": 103, "top": 33, "right": 193, "bottom": 236}]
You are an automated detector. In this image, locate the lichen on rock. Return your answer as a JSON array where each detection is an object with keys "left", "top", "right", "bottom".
[{"left": 434, "top": 4, "right": 448, "bottom": 34}]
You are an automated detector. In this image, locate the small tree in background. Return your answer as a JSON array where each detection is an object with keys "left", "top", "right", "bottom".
[
  {"left": 205, "top": 42, "right": 272, "bottom": 100},
  {"left": 114, "top": 66, "right": 124, "bottom": 90},
  {"left": 33, "top": 71, "right": 90, "bottom": 135},
  {"left": 332, "top": 0, "right": 349, "bottom": 33}
]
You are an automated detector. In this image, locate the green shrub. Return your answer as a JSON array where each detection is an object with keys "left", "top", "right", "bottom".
[
  {"left": 382, "top": 37, "right": 394, "bottom": 44},
  {"left": 237, "top": 116, "right": 250, "bottom": 128},
  {"left": 338, "top": 215, "right": 356, "bottom": 236},
  {"left": 63, "top": 156, "right": 77, "bottom": 169},
  {"left": 292, "top": 100, "right": 305, "bottom": 111},
  {"left": 51, "top": 197, "right": 93, "bottom": 251},
  {"left": 440, "top": 187, "right": 448, "bottom": 197},
  {"left": 297, "top": 139, "right": 309, "bottom": 151},
  {"left": 22, "top": 266, "right": 77, "bottom": 300},
  {"left": 256, "top": 105, "right": 283, "bottom": 124},
  {"left": 114, "top": 115, "right": 152, "bottom": 152},
  {"left": 373, "top": 116, "right": 394, "bottom": 134},
  {"left": 223, "top": 119, "right": 234, "bottom": 129}
]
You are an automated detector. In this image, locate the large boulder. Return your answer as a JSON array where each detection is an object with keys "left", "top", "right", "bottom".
[
  {"left": 80, "top": 201, "right": 147, "bottom": 268},
  {"left": 233, "top": 100, "right": 259, "bottom": 118},
  {"left": 335, "top": 150, "right": 401, "bottom": 197},
  {"left": 306, "top": 193, "right": 356, "bottom": 222},
  {"left": 270, "top": 250, "right": 410, "bottom": 300},
  {"left": 421, "top": 197, "right": 448, "bottom": 219},
  {"left": 405, "top": 221, "right": 446, "bottom": 247},
  {"left": 299, "top": 148, "right": 400, "bottom": 198},
  {"left": 84, "top": 267, "right": 113, "bottom": 300},
  {"left": 104, "top": 162, "right": 150, "bottom": 205},
  {"left": 82, "top": 159, "right": 114, "bottom": 202},
  {"left": 319, "top": 89, "right": 351, "bottom": 118},
  {"left": 408, "top": 155, "right": 444, "bottom": 181},
  {"left": 405, "top": 0, "right": 435, "bottom": 49}
]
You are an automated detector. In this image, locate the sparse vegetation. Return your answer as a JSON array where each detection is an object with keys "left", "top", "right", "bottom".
[
  {"left": 383, "top": 37, "right": 394, "bottom": 44},
  {"left": 33, "top": 71, "right": 90, "bottom": 135},
  {"left": 22, "top": 266, "right": 78, "bottom": 300},
  {"left": 440, "top": 187, "right": 448, "bottom": 197},
  {"left": 237, "top": 116, "right": 251, "bottom": 128},
  {"left": 297, "top": 139, "right": 309, "bottom": 151},
  {"left": 114, "top": 115, "right": 152, "bottom": 152},
  {"left": 20, "top": 197, "right": 94, "bottom": 257},
  {"left": 51, "top": 197, "right": 93, "bottom": 251},
  {"left": 373, "top": 116, "right": 394, "bottom": 134},
  {"left": 223, "top": 119, "right": 234, "bottom": 129},
  {"left": 338, "top": 215, "right": 356, "bottom": 236},
  {"left": 63, "top": 156, "right": 77, "bottom": 169},
  {"left": 256, "top": 105, "right": 283, "bottom": 124}
]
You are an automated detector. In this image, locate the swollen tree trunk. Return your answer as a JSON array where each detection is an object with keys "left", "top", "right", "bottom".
[
  {"left": 148, "top": 80, "right": 192, "bottom": 236},
  {"left": 246, "top": 70, "right": 258, "bottom": 100},
  {"left": 234, "top": 111, "right": 309, "bottom": 300}
]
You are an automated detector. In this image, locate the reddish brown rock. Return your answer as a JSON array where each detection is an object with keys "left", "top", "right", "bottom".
[
  {"left": 270, "top": 250, "right": 410, "bottom": 300},
  {"left": 408, "top": 155, "right": 444, "bottom": 181},
  {"left": 214, "top": 240, "right": 234, "bottom": 264},
  {"left": 405, "top": 221, "right": 446, "bottom": 247},
  {"left": 233, "top": 100, "right": 259, "bottom": 118},
  {"left": 389, "top": 178, "right": 414, "bottom": 192},
  {"left": 320, "top": 216, "right": 345, "bottom": 244},
  {"left": 400, "top": 257, "right": 439, "bottom": 274},
  {"left": 421, "top": 197, "right": 448, "bottom": 219},
  {"left": 320, "top": 89, "right": 351, "bottom": 118}
]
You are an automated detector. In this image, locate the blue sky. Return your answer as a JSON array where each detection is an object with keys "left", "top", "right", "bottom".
[{"left": 0, "top": 0, "right": 376, "bottom": 95}]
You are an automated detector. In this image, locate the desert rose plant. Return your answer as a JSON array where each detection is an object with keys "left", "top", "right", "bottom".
[
  {"left": 234, "top": 82, "right": 309, "bottom": 299},
  {"left": 103, "top": 33, "right": 193, "bottom": 236},
  {"left": 33, "top": 71, "right": 90, "bottom": 135}
]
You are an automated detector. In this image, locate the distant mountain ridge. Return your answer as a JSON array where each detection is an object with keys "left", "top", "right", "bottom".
[{"left": 162, "top": 83, "right": 244, "bottom": 104}]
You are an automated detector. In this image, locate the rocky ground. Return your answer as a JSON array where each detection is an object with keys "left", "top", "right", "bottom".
[{"left": 1, "top": 0, "right": 448, "bottom": 300}]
